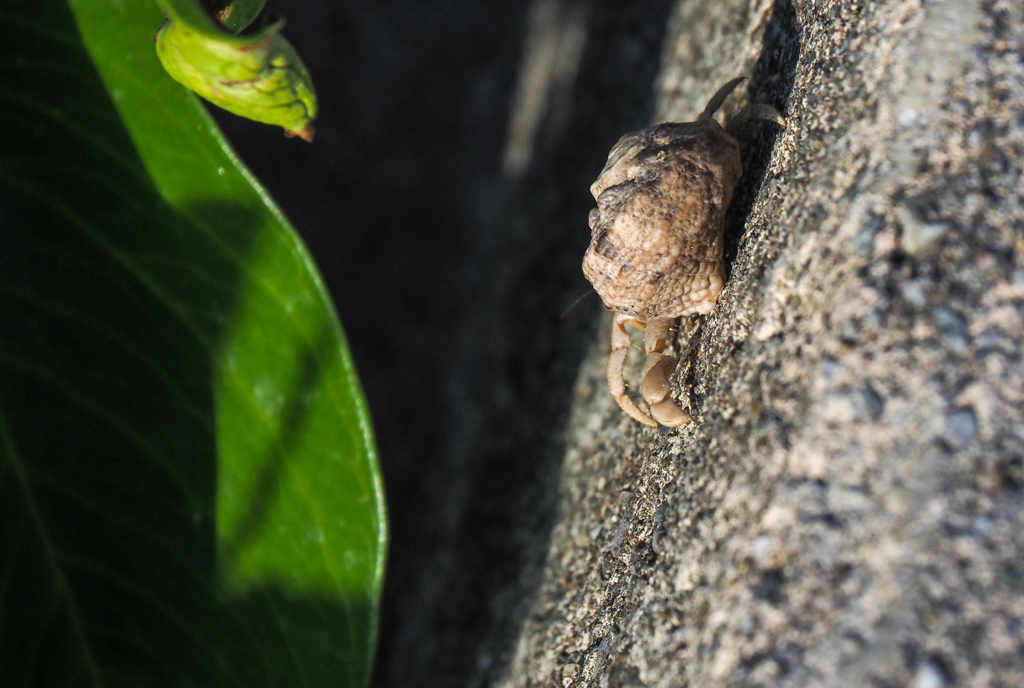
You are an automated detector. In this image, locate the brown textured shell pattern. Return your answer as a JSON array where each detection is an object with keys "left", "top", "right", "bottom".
[{"left": 582, "top": 118, "right": 743, "bottom": 321}]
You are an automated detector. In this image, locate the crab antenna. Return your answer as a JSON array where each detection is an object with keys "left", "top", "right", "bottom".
[
  {"left": 560, "top": 288, "right": 596, "bottom": 320},
  {"left": 697, "top": 76, "right": 747, "bottom": 121}
]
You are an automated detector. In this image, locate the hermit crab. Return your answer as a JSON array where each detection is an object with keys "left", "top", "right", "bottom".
[{"left": 582, "top": 77, "right": 785, "bottom": 427}]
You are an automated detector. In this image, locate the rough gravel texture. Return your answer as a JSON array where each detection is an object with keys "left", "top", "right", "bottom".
[{"left": 491, "top": 0, "right": 1024, "bottom": 686}]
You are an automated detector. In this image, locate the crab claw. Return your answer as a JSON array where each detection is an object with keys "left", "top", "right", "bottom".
[
  {"left": 640, "top": 319, "right": 692, "bottom": 427},
  {"left": 641, "top": 353, "right": 692, "bottom": 427},
  {"left": 606, "top": 314, "right": 692, "bottom": 428},
  {"left": 608, "top": 314, "right": 658, "bottom": 427}
]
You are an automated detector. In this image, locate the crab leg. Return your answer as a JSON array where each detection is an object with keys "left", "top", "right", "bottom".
[
  {"left": 607, "top": 313, "right": 658, "bottom": 427},
  {"left": 640, "top": 318, "right": 692, "bottom": 427}
]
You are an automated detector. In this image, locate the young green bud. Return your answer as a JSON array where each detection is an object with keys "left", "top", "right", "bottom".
[{"left": 155, "top": 14, "right": 316, "bottom": 141}]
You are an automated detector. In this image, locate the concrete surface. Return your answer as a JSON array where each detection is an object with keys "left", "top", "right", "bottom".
[{"left": 491, "top": 0, "right": 1024, "bottom": 685}]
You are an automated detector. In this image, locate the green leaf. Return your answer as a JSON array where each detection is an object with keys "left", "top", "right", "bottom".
[
  {"left": 210, "top": 0, "right": 270, "bottom": 35},
  {"left": 155, "top": 0, "right": 316, "bottom": 140},
  {"left": 159, "top": 1, "right": 270, "bottom": 37},
  {"left": 0, "top": 1, "right": 385, "bottom": 686}
]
